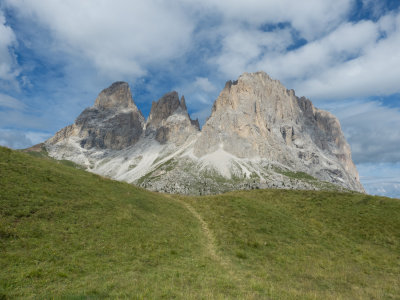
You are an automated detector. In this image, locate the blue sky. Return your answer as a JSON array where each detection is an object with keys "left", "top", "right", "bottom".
[{"left": 0, "top": 0, "right": 399, "bottom": 198}]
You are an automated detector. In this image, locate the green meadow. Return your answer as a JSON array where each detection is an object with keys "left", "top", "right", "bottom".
[{"left": 1, "top": 146, "right": 399, "bottom": 299}]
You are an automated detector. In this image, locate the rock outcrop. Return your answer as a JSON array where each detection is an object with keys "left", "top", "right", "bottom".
[
  {"left": 47, "top": 82, "right": 145, "bottom": 150},
  {"left": 44, "top": 72, "right": 364, "bottom": 194},
  {"left": 145, "top": 91, "right": 200, "bottom": 145},
  {"left": 194, "top": 72, "right": 363, "bottom": 191}
]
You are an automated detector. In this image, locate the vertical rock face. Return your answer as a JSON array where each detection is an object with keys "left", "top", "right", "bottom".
[
  {"left": 47, "top": 81, "right": 145, "bottom": 150},
  {"left": 195, "top": 73, "right": 304, "bottom": 158},
  {"left": 94, "top": 81, "right": 137, "bottom": 109},
  {"left": 194, "top": 72, "right": 363, "bottom": 191},
  {"left": 297, "top": 97, "right": 360, "bottom": 184},
  {"left": 145, "top": 91, "right": 200, "bottom": 145},
  {"left": 146, "top": 91, "right": 183, "bottom": 131}
]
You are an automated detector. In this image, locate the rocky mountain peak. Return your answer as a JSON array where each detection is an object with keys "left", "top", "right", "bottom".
[
  {"left": 47, "top": 81, "right": 145, "bottom": 150},
  {"left": 147, "top": 91, "right": 181, "bottom": 127},
  {"left": 145, "top": 91, "right": 200, "bottom": 144},
  {"left": 146, "top": 91, "right": 198, "bottom": 129},
  {"left": 94, "top": 81, "right": 137, "bottom": 110},
  {"left": 180, "top": 95, "right": 187, "bottom": 111},
  {"left": 194, "top": 71, "right": 363, "bottom": 192},
  {"left": 211, "top": 71, "right": 290, "bottom": 115}
]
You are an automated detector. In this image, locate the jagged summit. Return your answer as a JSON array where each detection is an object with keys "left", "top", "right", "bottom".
[
  {"left": 147, "top": 91, "right": 185, "bottom": 129},
  {"left": 47, "top": 81, "right": 145, "bottom": 150},
  {"left": 180, "top": 95, "right": 187, "bottom": 111},
  {"left": 45, "top": 72, "right": 364, "bottom": 194},
  {"left": 145, "top": 91, "right": 200, "bottom": 144},
  {"left": 212, "top": 72, "right": 291, "bottom": 114},
  {"left": 94, "top": 81, "right": 137, "bottom": 110}
]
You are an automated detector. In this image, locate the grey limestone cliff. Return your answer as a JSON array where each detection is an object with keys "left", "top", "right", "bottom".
[
  {"left": 47, "top": 81, "right": 145, "bottom": 150},
  {"left": 194, "top": 72, "right": 363, "bottom": 192},
  {"left": 145, "top": 91, "right": 200, "bottom": 145}
]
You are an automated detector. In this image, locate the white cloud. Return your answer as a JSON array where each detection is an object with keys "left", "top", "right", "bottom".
[
  {"left": 320, "top": 99, "right": 400, "bottom": 164},
  {"left": 296, "top": 13, "right": 400, "bottom": 99},
  {"left": 173, "top": 76, "right": 217, "bottom": 124},
  {"left": 3, "top": 0, "right": 357, "bottom": 82},
  {"left": 358, "top": 162, "right": 400, "bottom": 198},
  {"left": 193, "top": 77, "right": 217, "bottom": 93},
  {"left": 188, "top": 0, "right": 353, "bottom": 39},
  {"left": 5, "top": 0, "right": 194, "bottom": 79},
  {"left": 362, "top": 0, "right": 386, "bottom": 18},
  {"left": 208, "top": 7, "right": 400, "bottom": 102},
  {"left": 0, "top": 10, "right": 19, "bottom": 85},
  {"left": 0, "top": 93, "right": 24, "bottom": 109},
  {"left": 213, "top": 27, "right": 293, "bottom": 78},
  {"left": 267, "top": 20, "right": 379, "bottom": 81},
  {"left": 179, "top": 77, "right": 217, "bottom": 102}
]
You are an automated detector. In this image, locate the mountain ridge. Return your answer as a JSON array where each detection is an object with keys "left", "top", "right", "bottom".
[{"left": 43, "top": 71, "right": 364, "bottom": 194}]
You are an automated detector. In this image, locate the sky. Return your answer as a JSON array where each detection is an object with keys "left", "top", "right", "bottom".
[{"left": 0, "top": 0, "right": 399, "bottom": 198}]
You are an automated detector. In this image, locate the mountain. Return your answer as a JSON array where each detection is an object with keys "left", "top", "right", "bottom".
[
  {"left": 1, "top": 146, "right": 399, "bottom": 298},
  {"left": 48, "top": 81, "right": 145, "bottom": 150},
  {"left": 44, "top": 71, "right": 364, "bottom": 194},
  {"left": 145, "top": 91, "right": 200, "bottom": 145}
]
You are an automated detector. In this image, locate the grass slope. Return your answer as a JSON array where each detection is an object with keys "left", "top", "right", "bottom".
[
  {"left": 1, "top": 146, "right": 399, "bottom": 299},
  {"left": 0, "top": 147, "right": 236, "bottom": 299},
  {"left": 182, "top": 191, "right": 400, "bottom": 299}
]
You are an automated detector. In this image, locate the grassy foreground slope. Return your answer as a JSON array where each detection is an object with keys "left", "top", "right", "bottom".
[
  {"left": 0, "top": 147, "right": 236, "bottom": 299},
  {"left": 1, "top": 146, "right": 399, "bottom": 299}
]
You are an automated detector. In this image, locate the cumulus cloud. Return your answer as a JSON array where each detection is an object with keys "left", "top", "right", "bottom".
[
  {"left": 321, "top": 99, "right": 400, "bottom": 164},
  {"left": 0, "top": 10, "right": 19, "bottom": 87},
  {"left": 173, "top": 76, "right": 218, "bottom": 124},
  {"left": 3, "top": 0, "right": 358, "bottom": 83},
  {"left": 5, "top": 0, "right": 194, "bottom": 79},
  {"left": 175, "top": 77, "right": 216, "bottom": 104},
  {"left": 193, "top": 77, "right": 217, "bottom": 93},
  {"left": 296, "top": 13, "right": 400, "bottom": 99},
  {"left": 5, "top": 0, "right": 399, "bottom": 101},
  {"left": 209, "top": 6, "right": 400, "bottom": 101},
  {"left": 213, "top": 27, "right": 293, "bottom": 79},
  {"left": 190, "top": 0, "right": 352, "bottom": 40},
  {"left": 263, "top": 20, "right": 379, "bottom": 81}
]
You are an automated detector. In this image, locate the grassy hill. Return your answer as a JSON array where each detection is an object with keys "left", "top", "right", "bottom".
[{"left": 1, "top": 146, "right": 399, "bottom": 299}]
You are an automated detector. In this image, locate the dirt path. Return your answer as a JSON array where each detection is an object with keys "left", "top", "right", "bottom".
[
  {"left": 166, "top": 195, "right": 237, "bottom": 277},
  {"left": 176, "top": 197, "right": 220, "bottom": 261},
  {"left": 166, "top": 194, "right": 268, "bottom": 299}
]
